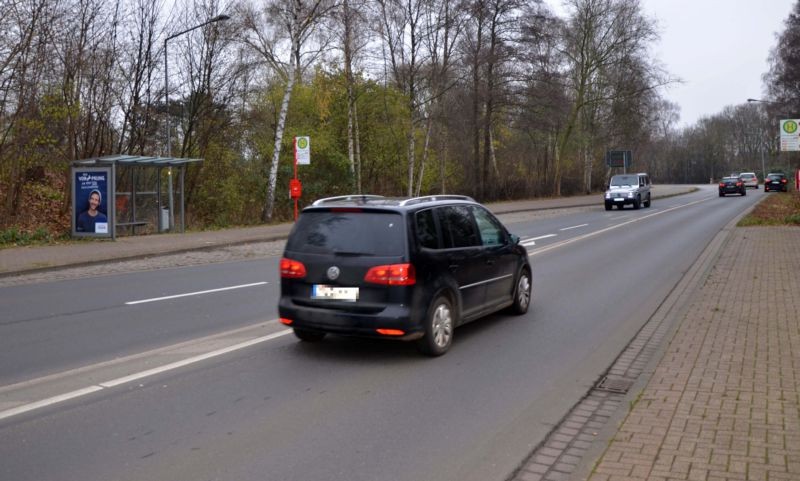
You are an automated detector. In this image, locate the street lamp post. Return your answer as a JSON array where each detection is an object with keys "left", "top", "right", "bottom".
[
  {"left": 746, "top": 98, "right": 772, "bottom": 181},
  {"left": 164, "top": 14, "right": 230, "bottom": 231}
]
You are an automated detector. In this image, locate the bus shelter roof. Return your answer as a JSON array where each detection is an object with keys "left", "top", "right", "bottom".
[{"left": 72, "top": 154, "right": 203, "bottom": 167}]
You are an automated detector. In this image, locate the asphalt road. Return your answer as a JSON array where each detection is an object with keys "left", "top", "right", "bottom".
[{"left": 0, "top": 185, "right": 762, "bottom": 481}]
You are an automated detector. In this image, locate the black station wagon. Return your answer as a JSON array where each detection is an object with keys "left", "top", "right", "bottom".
[{"left": 278, "top": 195, "right": 532, "bottom": 356}]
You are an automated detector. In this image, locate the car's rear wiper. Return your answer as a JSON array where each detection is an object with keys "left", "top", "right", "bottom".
[{"left": 332, "top": 250, "right": 369, "bottom": 256}]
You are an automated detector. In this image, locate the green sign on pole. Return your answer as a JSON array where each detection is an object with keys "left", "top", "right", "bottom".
[
  {"left": 606, "top": 150, "right": 631, "bottom": 168},
  {"left": 780, "top": 120, "right": 800, "bottom": 152}
]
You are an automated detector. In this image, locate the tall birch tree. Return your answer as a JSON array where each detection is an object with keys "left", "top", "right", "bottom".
[{"left": 240, "top": 0, "right": 334, "bottom": 221}]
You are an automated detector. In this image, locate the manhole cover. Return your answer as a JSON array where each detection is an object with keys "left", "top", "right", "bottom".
[{"left": 595, "top": 376, "right": 634, "bottom": 394}]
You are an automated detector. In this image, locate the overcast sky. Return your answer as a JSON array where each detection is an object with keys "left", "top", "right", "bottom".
[{"left": 545, "top": 0, "right": 797, "bottom": 127}]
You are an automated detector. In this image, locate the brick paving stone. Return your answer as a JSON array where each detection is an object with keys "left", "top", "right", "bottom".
[
  {"left": 587, "top": 228, "right": 800, "bottom": 481},
  {"left": 518, "top": 471, "right": 544, "bottom": 481}
]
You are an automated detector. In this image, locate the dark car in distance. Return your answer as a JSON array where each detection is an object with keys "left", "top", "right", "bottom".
[
  {"left": 278, "top": 195, "right": 532, "bottom": 356},
  {"left": 764, "top": 173, "right": 788, "bottom": 192},
  {"left": 719, "top": 177, "right": 746, "bottom": 197}
]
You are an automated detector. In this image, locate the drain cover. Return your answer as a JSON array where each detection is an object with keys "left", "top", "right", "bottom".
[{"left": 595, "top": 376, "right": 634, "bottom": 394}]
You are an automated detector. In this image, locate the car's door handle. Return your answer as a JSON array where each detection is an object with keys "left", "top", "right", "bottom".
[{"left": 485, "top": 259, "right": 495, "bottom": 265}]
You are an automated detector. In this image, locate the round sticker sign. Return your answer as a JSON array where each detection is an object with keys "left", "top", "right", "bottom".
[
  {"left": 783, "top": 120, "right": 798, "bottom": 134},
  {"left": 297, "top": 137, "right": 309, "bottom": 149}
]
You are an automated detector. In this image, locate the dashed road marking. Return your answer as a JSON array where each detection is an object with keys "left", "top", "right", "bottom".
[{"left": 125, "top": 282, "right": 268, "bottom": 305}]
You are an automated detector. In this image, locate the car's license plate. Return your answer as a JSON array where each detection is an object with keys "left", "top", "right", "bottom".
[
  {"left": 614, "top": 198, "right": 624, "bottom": 202},
  {"left": 312, "top": 285, "right": 359, "bottom": 301}
]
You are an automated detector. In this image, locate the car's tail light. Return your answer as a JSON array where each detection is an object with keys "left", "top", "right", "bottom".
[
  {"left": 782, "top": 178, "right": 788, "bottom": 184},
  {"left": 279, "top": 318, "right": 293, "bottom": 325},
  {"left": 376, "top": 329, "right": 405, "bottom": 336},
  {"left": 736, "top": 181, "right": 743, "bottom": 187},
  {"left": 719, "top": 182, "right": 725, "bottom": 187},
  {"left": 364, "top": 263, "right": 416, "bottom": 285},
  {"left": 280, "top": 258, "right": 307, "bottom": 278}
]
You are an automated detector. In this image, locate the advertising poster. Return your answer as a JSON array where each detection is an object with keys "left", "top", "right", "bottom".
[{"left": 72, "top": 167, "right": 111, "bottom": 237}]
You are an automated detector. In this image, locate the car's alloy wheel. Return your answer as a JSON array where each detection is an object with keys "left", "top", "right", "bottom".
[
  {"left": 511, "top": 269, "right": 532, "bottom": 314},
  {"left": 417, "top": 296, "right": 454, "bottom": 356}
]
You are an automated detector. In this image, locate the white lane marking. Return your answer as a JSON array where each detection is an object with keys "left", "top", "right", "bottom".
[
  {"left": 559, "top": 224, "right": 588, "bottom": 231},
  {"left": 529, "top": 197, "right": 712, "bottom": 257},
  {"left": 521, "top": 233, "right": 557, "bottom": 247},
  {"left": 0, "top": 386, "right": 103, "bottom": 421},
  {"left": 125, "top": 282, "right": 268, "bottom": 305},
  {"left": 0, "top": 329, "right": 292, "bottom": 421}
]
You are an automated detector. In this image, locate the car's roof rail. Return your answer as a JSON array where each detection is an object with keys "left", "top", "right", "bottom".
[
  {"left": 399, "top": 195, "right": 475, "bottom": 206},
  {"left": 312, "top": 195, "right": 385, "bottom": 206}
]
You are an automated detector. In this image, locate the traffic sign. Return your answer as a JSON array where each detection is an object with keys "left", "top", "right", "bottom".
[
  {"left": 606, "top": 150, "right": 632, "bottom": 168},
  {"left": 780, "top": 120, "right": 800, "bottom": 151},
  {"left": 295, "top": 136, "right": 310, "bottom": 164}
]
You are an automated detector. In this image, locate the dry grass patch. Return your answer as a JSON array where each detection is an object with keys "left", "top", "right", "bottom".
[{"left": 738, "top": 190, "right": 800, "bottom": 226}]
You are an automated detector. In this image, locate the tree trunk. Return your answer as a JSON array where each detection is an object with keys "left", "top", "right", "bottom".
[
  {"left": 416, "top": 113, "right": 434, "bottom": 196},
  {"left": 263, "top": 67, "right": 296, "bottom": 222},
  {"left": 343, "top": 0, "right": 356, "bottom": 183}
]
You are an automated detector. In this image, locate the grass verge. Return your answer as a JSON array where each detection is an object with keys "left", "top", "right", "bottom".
[{"left": 738, "top": 189, "right": 800, "bottom": 226}]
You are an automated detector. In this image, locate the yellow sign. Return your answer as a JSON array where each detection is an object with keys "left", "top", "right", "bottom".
[
  {"left": 295, "top": 136, "right": 310, "bottom": 165},
  {"left": 780, "top": 120, "right": 800, "bottom": 151}
]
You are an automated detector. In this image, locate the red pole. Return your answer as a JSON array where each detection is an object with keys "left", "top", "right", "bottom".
[{"left": 293, "top": 137, "right": 299, "bottom": 221}]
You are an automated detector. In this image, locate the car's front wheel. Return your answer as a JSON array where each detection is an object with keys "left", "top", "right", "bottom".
[
  {"left": 509, "top": 268, "right": 532, "bottom": 315},
  {"left": 417, "top": 295, "right": 454, "bottom": 356}
]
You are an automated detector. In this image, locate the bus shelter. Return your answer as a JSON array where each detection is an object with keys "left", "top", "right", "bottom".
[{"left": 71, "top": 155, "right": 202, "bottom": 239}]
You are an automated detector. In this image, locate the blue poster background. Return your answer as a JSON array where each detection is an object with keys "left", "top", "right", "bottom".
[{"left": 74, "top": 170, "right": 109, "bottom": 234}]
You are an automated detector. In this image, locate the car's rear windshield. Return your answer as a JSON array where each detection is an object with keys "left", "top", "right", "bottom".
[
  {"left": 286, "top": 210, "right": 405, "bottom": 256},
  {"left": 610, "top": 175, "right": 639, "bottom": 187},
  {"left": 767, "top": 174, "right": 784, "bottom": 179}
]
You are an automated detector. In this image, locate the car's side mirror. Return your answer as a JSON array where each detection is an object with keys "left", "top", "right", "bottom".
[{"left": 510, "top": 234, "right": 520, "bottom": 245}]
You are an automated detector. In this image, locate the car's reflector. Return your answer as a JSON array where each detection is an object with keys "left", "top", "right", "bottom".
[
  {"left": 280, "top": 318, "right": 293, "bottom": 325},
  {"left": 376, "top": 329, "right": 405, "bottom": 336}
]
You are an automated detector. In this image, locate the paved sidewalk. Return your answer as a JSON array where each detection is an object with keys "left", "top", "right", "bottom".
[{"left": 587, "top": 226, "right": 800, "bottom": 481}]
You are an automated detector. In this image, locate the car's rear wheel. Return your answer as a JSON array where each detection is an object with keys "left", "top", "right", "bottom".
[
  {"left": 509, "top": 268, "right": 532, "bottom": 315},
  {"left": 417, "top": 295, "right": 454, "bottom": 356},
  {"left": 293, "top": 328, "right": 326, "bottom": 342}
]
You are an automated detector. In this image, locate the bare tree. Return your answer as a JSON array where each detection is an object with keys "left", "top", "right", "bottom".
[
  {"left": 554, "top": 0, "right": 660, "bottom": 196},
  {"left": 116, "top": 0, "right": 163, "bottom": 155},
  {"left": 0, "top": 0, "right": 56, "bottom": 219},
  {"left": 375, "top": 0, "right": 432, "bottom": 196},
  {"left": 419, "top": 0, "right": 464, "bottom": 195},
  {"left": 240, "top": 0, "right": 336, "bottom": 221}
]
